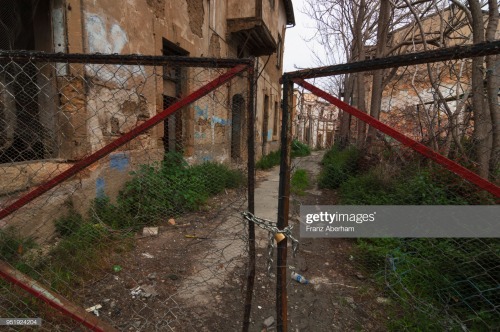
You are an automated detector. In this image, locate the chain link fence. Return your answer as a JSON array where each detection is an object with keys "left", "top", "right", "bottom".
[
  {"left": 0, "top": 52, "right": 255, "bottom": 331},
  {"left": 283, "top": 44, "right": 499, "bottom": 331}
]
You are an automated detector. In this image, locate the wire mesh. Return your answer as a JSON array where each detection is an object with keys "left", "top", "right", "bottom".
[
  {"left": 0, "top": 54, "right": 253, "bottom": 331},
  {"left": 286, "top": 52, "right": 499, "bottom": 331}
]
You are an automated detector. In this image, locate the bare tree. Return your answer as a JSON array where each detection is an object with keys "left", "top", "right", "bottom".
[
  {"left": 485, "top": 0, "right": 499, "bottom": 178},
  {"left": 366, "top": 0, "right": 393, "bottom": 147}
]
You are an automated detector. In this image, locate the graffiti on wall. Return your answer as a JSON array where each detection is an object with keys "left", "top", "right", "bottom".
[
  {"left": 194, "top": 104, "right": 231, "bottom": 145},
  {"left": 84, "top": 12, "right": 146, "bottom": 85}
]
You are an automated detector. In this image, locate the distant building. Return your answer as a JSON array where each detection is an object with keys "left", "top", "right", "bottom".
[{"left": 293, "top": 90, "right": 338, "bottom": 149}]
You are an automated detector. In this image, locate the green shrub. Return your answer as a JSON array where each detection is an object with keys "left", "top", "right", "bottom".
[
  {"left": 356, "top": 238, "right": 500, "bottom": 331},
  {"left": 0, "top": 228, "right": 36, "bottom": 264},
  {"left": 291, "top": 169, "right": 309, "bottom": 196},
  {"left": 118, "top": 153, "right": 245, "bottom": 225},
  {"left": 318, "top": 145, "right": 361, "bottom": 189},
  {"left": 55, "top": 209, "right": 85, "bottom": 237},
  {"left": 190, "top": 162, "right": 245, "bottom": 195},
  {"left": 256, "top": 150, "right": 281, "bottom": 169},
  {"left": 91, "top": 196, "right": 135, "bottom": 229},
  {"left": 339, "top": 172, "right": 394, "bottom": 204},
  {"left": 391, "top": 171, "right": 469, "bottom": 205},
  {"left": 291, "top": 139, "right": 311, "bottom": 157},
  {"left": 118, "top": 162, "right": 208, "bottom": 225}
]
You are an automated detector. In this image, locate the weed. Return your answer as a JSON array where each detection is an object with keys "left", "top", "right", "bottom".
[
  {"left": 291, "top": 169, "right": 309, "bottom": 196},
  {"left": 255, "top": 140, "right": 311, "bottom": 170},
  {"left": 291, "top": 139, "right": 311, "bottom": 157},
  {"left": 119, "top": 153, "right": 245, "bottom": 225},
  {"left": 54, "top": 208, "right": 85, "bottom": 237},
  {"left": 318, "top": 145, "right": 361, "bottom": 189},
  {"left": 91, "top": 196, "right": 135, "bottom": 229},
  {"left": 256, "top": 150, "right": 281, "bottom": 169},
  {"left": 0, "top": 228, "right": 36, "bottom": 264},
  {"left": 323, "top": 144, "right": 497, "bottom": 330},
  {"left": 46, "top": 222, "right": 113, "bottom": 293},
  {"left": 339, "top": 172, "right": 393, "bottom": 204}
]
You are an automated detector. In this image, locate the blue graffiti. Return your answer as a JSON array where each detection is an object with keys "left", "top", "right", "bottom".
[
  {"left": 194, "top": 105, "right": 209, "bottom": 119},
  {"left": 96, "top": 177, "right": 105, "bottom": 198},
  {"left": 110, "top": 152, "right": 129, "bottom": 171},
  {"left": 212, "top": 116, "right": 230, "bottom": 126},
  {"left": 202, "top": 155, "right": 213, "bottom": 162}
]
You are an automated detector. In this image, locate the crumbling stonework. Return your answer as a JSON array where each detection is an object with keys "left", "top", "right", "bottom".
[
  {"left": 208, "top": 33, "right": 221, "bottom": 57},
  {"left": 186, "top": 0, "right": 204, "bottom": 38},
  {"left": 146, "top": 0, "right": 166, "bottom": 18},
  {"left": 58, "top": 76, "right": 90, "bottom": 160}
]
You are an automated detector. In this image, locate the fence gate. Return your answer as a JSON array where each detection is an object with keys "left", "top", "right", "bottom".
[
  {"left": 0, "top": 52, "right": 257, "bottom": 331},
  {"left": 273, "top": 41, "right": 500, "bottom": 331}
]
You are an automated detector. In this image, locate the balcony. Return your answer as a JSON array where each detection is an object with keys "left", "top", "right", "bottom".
[
  {"left": 227, "top": 17, "right": 277, "bottom": 56},
  {"left": 226, "top": 0, "right": 278, "bottom": 56}
]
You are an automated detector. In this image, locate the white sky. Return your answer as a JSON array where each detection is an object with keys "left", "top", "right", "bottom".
[{"left": 283, "top": 0, "right": 324, "bottom": 73}]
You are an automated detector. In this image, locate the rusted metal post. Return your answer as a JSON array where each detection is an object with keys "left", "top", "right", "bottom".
[
  {"left": 276, "top": 75, "right": 293, "bottom": 331},
  {"left": 243, "top": 61, "right": 256, "bottom": 332},
  {"left": 0, "top": 260, "right": 118, "bottom": 332}
]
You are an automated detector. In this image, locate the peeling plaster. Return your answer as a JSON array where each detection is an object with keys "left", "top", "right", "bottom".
[{"left": 84, "top": 12, "right": 146, "bottom": 85}]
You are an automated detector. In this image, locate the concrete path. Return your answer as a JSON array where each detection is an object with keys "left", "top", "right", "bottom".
[{"left": 254, "top": 150, "right": 325, "bottom": 247}]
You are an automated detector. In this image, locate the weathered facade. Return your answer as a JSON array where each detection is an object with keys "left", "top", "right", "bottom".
[
  {"left": 372, "top": 6, "right": 499, "bottom": 144},
  {"left": 0, "top": 0, "right": 294, "bottom": 240},
  {"left": 293, "top": 90, "right": 338, "bottom": 149}
]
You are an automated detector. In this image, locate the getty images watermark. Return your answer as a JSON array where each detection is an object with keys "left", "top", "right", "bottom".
[{"left": 300, "top": 206, "right": 500, "bottom": 238}]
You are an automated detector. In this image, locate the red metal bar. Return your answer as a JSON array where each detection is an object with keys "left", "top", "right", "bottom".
[
  {"left": 0, "top": 64, "right": 249, "bottom": 221},
  {"left": 293, "top": 78, "right": 500, "bottom": 198},
  {"left": 0, "top": 260, "right": 118, "bottom": 331}
]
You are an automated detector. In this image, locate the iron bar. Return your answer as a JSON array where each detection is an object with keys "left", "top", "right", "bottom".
[
  {"left": 0, "top": 50, "right": 253, "bottom": 68},
  {"left": 276, "top": 75, "right": 293, "bottom": 331},
  {"left": 286, "top": 40, "right": 500, "bottom": 80},
  {"left": 243, "top": 62, "right": 256, "bottom": 332}
]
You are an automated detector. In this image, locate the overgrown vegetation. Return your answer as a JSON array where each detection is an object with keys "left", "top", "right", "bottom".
[
  {"left": 256, "top": 139, "right": 312, "bottom": 169},
  {"left": 0, "top": 153, "right": 245, "bottom": 297},
  {"left": 356, "top": 238, "right": 500, "bottom": 331},
  {"left": 0, "top": 228, "right": 36, "bottom": 265},
  {"left": 256, "top": 150, "right": 281, "bottom": 169},
  {"left": 291, "top": 139, "right": 312, "bottom": 157},
  {"left": 291, "top": 169, "right": 309, "bottom": 196},
  {"left": 319, "top": 144, "right": 499, "bottom": 330},
  {"left": 318, "top": 145, "right": 361, "bottom": 189},
  {"left": 320, "top": 144, "right": 488, "bottom": 205},
  {"left": 118, "top": 154, "right": 245, "bottom": 226}
]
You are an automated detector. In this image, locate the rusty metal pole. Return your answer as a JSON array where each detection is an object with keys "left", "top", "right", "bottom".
[
  {"left": 0, "top": 261, "right": 118, "bottom": 332},
  {"left": 243, "top": 61, "right": 256, "bottom": 332},
  {"left": 276, "top": 75, "right": 293, "bottom": 331}
]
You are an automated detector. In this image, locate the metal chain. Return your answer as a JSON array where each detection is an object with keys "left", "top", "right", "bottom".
[{"left": 242, "top": 212, "right": 300, "bottom": 275}]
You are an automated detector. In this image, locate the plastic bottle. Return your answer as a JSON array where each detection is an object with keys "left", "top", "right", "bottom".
[{"left": 291, "top": 271, "right": 309, "bottom": 284}]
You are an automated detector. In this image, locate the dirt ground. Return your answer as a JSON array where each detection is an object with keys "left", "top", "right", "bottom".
[{"left": 78, "top": 151, "right": 392, "bottom": 331}]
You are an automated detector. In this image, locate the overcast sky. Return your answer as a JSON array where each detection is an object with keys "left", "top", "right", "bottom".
[{"left": 283, "top": 0, "right": 324, "bottom": 73}]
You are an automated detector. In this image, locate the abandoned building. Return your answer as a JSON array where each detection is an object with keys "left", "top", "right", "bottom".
[
  {"left": 292, "top": 89, "right": 338, "bottom": 149},
  {"left": 367, "top": 5, "right": 499, "bottom": 145},
  {"left": 0, "top": 0, "right": 295, "bottom": 239}
]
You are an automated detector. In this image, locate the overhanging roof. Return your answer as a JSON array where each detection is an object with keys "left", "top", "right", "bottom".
[{"left": 283, "top": 0, "right": 295, "bottom": 26}]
